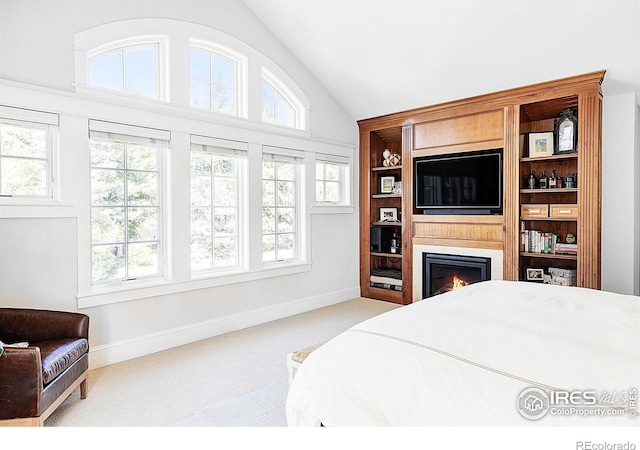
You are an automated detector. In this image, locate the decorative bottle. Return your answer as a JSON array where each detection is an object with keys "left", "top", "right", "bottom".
[
  {"left": 549, "top": 169, "right": 557, "bottom": 188},
  {"left": 539, "top": 170, "right": 548, "bottom": 189},
  {"left": 528, "top": 170, "right": 537, "bottom": 189}
]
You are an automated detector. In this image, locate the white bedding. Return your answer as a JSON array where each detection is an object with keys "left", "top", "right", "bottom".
[{"left": 286, "top": 280, "right": 640, "bottom": 426}]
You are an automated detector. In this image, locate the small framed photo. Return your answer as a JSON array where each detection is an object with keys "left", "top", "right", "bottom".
[
  {"left": 528, "top": 132, "right": 554, "bottom": 158},
  {"left": 525, "top": 267, "right": 545, "bottom": 282},
  {"left": 379, "top": 176, "right": 396, "bottom": 194},
  {"left": 379, "top": 207, "right": 398, "bottom": 222},
  {"left": 392, "top": 181, "right": 402, "bottom": 195}
]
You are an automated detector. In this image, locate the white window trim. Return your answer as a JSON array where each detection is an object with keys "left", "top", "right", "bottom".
[
  {"left": 0, "top": 105, "right": 61, "bottom": 206},
  {"left": 85, "top": 120, "right": 169, "bottom": 290},
  {"left": 189, "top": 39, "right": 248, "bottom": 119},
  {"left": 82, "top": 35, "right": 169, "bottom": 102},
  {"left": 261, "top": 68, "right": 308, "bottom": 131},
  {"left": 190, "top": 135, "right": 248, "bottom": 275},
  {"left": 311, "top": 149, "right": 355, "bottom": 214},
  {"left": 261, "top": 146, "right": 308, "bottom": 265}
]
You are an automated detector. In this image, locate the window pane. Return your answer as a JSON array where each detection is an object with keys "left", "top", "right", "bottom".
[
  {"left": 213, "top": 208, "right": 236, "bottom": 235},
  {"left": 191, "top": 176, "right": 212, "bottom": 206},
  {"left": 191, "top": 207, "right": 212, "bottom": 238},
  {"left": 262, "top": 180, "right": 275, "bottom": 206},
  {"left": 128, "top": 207, "right": 158, "bottom": 241},
  {"left": 315, "top": 181, "right": 325, "bottom": 202},
  {"left": 315, "top": 162, "right": 324, "bottom": 180},
  {"left": 212, "top": 86, "right": 237, "bottom": 115},
  {"left": 276, "top": 181, "right": 295, "bottom": 206},
  {"left": 213, "top": 177, "right": 236, "bottom": 206},
  {"left": 127, "top": 145, "right": 157, "bottom": 171},
  {"left": 91, "top": 169, "right": 125, "bottom": 205},
  {"left": 262, "top": 234, "right": 276, "bottom": 262},
  {"left": 88, "top": 51, "right": 124, "bottom": 92},
  {"left": 275, "top": 94, "right": 295, "bottom": 127},
  {"left": 262, "top": 207, "right": 276, "bottom": 233},
  {"left": 261, "top": 81, "right": 275, "bottom": 123},
  {"left": 325, "top": 181, "right": 340, "bottom": 202},
  {"left": 191, "top": 153, "right": 212, "bottom": 176},
  {"left": 189, "top": 49, "right": 211, "bottom": 80},
  {"left": 0, "top": 157, "right": 47, "bottom": 196},
  {"left": 91, "top": 141, "right": 125, "bottom": 168},
  {"left": 92, "top": 244, "right": 126, "bottom": 282},
  {"left": 191, "top": 238, "right": 213, "bottom": 271},
  {"left": 277, "top": 233, "right": 295, "bottom": 260},
  {"left": 276, "top": 162, "right": 294, "bottom": 181},
  {"left": 262, "top": 161, "right": 275, "bottom": 180},
  {"left": 190, "top": 79, "right": 211, "bottom": 109},
  {"left": 91, "top": 207, "right": 125, "bottom": 244},
  {"left": 277, "top": 208, "right": 294, "bottom": 233},
  {"left": 124, "top": 47, "right": 157, "bottom": 98},
  {"left": 325, "top": 164, "right": 340, "bottom": 181},
  {"left": 212, "top": 157, "right": 236, "bottom": 176},
  {"left": 127, "top": 171, "right": 157, "bottom": 205},
  {"left": 128, "top": 242, "right": 159, "bottom": 277},
  {"left": 212, "top": 55, "right": 235, "bottom": 87},
  {"left": 0, "top": 125, "right": 46, "bottom": 158},
  {"left": 213, "top": 237, "right": 236, "bottom": 267}
]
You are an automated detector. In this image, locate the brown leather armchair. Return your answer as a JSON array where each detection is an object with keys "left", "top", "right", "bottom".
[{"left": 0, "top": 308, "right": 89, "bottom": 426}]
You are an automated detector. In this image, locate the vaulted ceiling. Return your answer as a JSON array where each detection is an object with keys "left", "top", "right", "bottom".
[{"left": 241, "top": 0, "right": 640, "bottom": 121}]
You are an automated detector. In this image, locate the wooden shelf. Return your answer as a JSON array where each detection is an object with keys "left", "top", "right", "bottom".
[
  {"left": 520, "top": 251, "right": 577, "bottom": 261},
  {"left": 371, "top": 221, "right": 402, "bottom": 226},
  {"left": 520, "top": 188, "right": 577, "bottom": 194},
  {"left": 372, "top": 193, "right": 401, "bottom": 199},
  {"left": 520, "top": 153, "right": 578, "bottom": 162},
  {"left": 371, "top": 165, "right": 402, "bottom": 171},
  {"left": 371, "top": 252, "right": 403, "bottom": 258},
  {"left": 520, "top": 216, "right": 577, "bottom": 222}
]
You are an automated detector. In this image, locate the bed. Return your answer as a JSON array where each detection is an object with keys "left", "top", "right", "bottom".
[{"left": 286, "top": 280, "right": 640, "bottom": 426}]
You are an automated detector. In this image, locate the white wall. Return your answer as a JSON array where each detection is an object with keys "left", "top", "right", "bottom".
[
  {"left": 0, "top": 0, "right": 360, "bottom": 368},
  {"left": 602, "top": 92, "right": 640, "bottom": 295}
]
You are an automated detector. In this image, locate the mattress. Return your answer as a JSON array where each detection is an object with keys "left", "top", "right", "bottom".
[{"left": 286, "top": 280, "right": 640, "bottom": 426}]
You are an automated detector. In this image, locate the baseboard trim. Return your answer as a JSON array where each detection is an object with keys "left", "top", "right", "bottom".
[{"left": 88, "top": 285, "right": 360, "bottom": 369}]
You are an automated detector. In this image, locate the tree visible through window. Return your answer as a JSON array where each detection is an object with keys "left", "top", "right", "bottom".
[
  {"left": 189, "top": 48, "right": 237, "bottom": 115},
  {"left": 90, "top": 138, "right": 162, "bottom": 283},
  {"left": 0, "top": 121, "right": 50, "bottom": 197},
  {"left": 316, "top": 161, "right": 343, "bottom": 203},
  {"left": 190, "top": 152, "right": 241, "bottom": 271},
  {"left": 88, "top": 46, "right": 158, "bottom": 99},
  {"left": 262, "top": 159, "right": 297, "bottom": 262}
]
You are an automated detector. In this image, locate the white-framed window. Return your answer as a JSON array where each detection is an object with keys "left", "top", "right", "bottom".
[
  {"left": 262, "top": 147, "right": 305, "bottom": 263},
  {"left": 261, "top": 69, "right": 306, "bottom": 130},
  {"left": 87, "top": 38, "right": 164, "bottom": 100},
  {"left": 189, "top": 40, "right": 246, "bottom": 117},
  {"left": 88, "top": 120, "right": 169, "bottom": 285},
  {"left": 0, "top": 106, "right": 59, "bottom": 199},
  {"left": 190, "top": 135, "right": 247, "bottom": 273},
  {"left": 315, "top": 153, "right": 351, "bottom": 205}
]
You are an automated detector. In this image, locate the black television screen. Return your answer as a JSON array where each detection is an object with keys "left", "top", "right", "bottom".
[{"left": 414, "top": 150, "right": 502, "bottom": 213}]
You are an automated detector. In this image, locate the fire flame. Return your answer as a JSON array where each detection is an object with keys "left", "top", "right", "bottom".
[{"left": 451, "top": 274, "right": 468, "bottom": 290}]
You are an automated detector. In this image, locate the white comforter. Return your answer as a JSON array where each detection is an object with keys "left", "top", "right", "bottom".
[{"left": 286, "top": 280, "right": 640, "bottom": 426}]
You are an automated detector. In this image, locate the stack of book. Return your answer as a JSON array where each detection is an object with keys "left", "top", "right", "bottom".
[
  {"left": 555, "top": 243, "right": 578, "bottom": 255},
  {"left": 521, "top": 229, "right": 559, "bottom": 254}
]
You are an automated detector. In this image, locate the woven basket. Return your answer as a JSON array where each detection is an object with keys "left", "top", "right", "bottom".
[{"left": 547, "top": 267, "right": 577, "bottom": 286}]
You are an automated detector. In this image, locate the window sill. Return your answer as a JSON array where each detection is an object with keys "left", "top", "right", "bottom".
[
  {"left": 77, "top": 261, "right": 312, "bottom": 308},
  {"left": 310, "top": 204, "right": 355, "bottom": 214},
  {"left": 0, "top": 199, "right": 76, "bottom": 218}
]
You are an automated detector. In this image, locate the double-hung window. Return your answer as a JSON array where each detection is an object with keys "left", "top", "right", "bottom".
[
  {"left": 190, "top": 136, "right": 246, "bottom": 272},
  {"left": 0, "top": 106, "right": 58, "bottom": 199},
  {"left": 315, "top": 153, "right": 350, "bottom": 205},
  {"left": 89, "top": 120, "right": 169, "bottom": 285},
  {"left": 262, "top": 147, "right": 305, "bottom": 263}
]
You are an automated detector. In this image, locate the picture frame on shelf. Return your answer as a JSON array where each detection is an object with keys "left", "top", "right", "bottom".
[
  {"left": 554, "top": 108, "right": 578, "bottom": 154},
  {"left": 525, "top": 267, "right": 545, "bottom": 282},
  {"left": 528, "top": 132, "right": 554, "bottom": 158},
  {"left": 392, "top": 181, "right": 402, "bottom": 195},
  {"left": 379, "top": 207, "right": 399, "bottom": 222},
  {"left": 379, "top": 175, "right": 396, "bottom": 194}
]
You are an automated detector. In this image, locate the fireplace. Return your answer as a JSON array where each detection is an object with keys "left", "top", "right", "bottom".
[{"left": 423, "top": 253, "right": 491, "bottom": 298}]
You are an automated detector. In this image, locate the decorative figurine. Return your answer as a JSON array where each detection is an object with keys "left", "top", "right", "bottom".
[{"left": 528, "top": 170, "right": 537, "bottom": 189}]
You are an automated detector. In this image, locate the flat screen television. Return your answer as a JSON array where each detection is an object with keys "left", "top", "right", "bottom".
[{"left": 414, "top": 149, "right": 503, "bottom": 214}]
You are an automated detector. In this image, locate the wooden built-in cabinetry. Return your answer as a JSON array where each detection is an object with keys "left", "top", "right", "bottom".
[{"left": 359, "top": 71, "right": 604, "bottom": 303}]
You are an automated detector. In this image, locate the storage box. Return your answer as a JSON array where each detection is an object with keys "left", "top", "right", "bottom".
[
  {"left": 549, "top": 204, "right": 578, "bottom": 219},
  {"left": 521, "top": 204, "right": 549, "bottom": 219}
]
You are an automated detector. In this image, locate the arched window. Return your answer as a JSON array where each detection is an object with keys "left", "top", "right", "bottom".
[
  {"left": 85, "top": 36, "right": 167, "bottom": 100},
  {"left": 189, "top": 40, "right": 246, "bottom": 117},
  {"left": 261, "top": 68, "right": 306, "bottom": 130}
]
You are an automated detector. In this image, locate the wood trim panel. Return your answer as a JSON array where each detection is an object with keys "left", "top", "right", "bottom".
[
  {"left": 412, "top": 139, "right": 505, "bottom": 158},
  {"left": 413, "top": 110, "right": 504, "bottom": 150},
  {"left": 503, "top": 105, "right": 520, "bottom": 281},
  {"left": 413, "top": 222, "right": 504, "bottom": 246},
  {"left": 412, "top": 237, "right": 504, "bottom": 250}
]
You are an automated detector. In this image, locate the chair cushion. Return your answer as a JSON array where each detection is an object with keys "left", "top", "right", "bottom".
[{"left": 33, "top": 338, "right": 89, "bottom": 385}]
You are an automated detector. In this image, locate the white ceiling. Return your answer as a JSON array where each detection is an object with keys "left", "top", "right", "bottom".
[{"left": 241, "top": 0, "right": 640, "bottom": 121}]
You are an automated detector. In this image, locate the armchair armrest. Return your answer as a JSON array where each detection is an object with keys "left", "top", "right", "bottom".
[{"left": 0, "top": 347, "right": 43, "bottom": 420}]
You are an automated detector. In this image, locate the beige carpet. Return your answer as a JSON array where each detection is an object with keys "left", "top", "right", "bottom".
[{"left": 45, "top": 297, "right": 399, "bottom": 427}]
